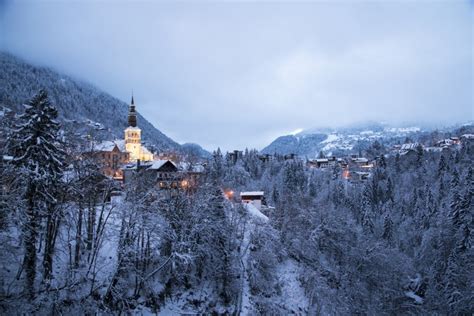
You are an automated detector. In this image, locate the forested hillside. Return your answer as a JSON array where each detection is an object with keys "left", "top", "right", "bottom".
[
  {"left": 0, "top": 91, "right": 472, "bottom": 314},
  {"left": 0, "top": 52, "right": 181, "bottom": 152}
]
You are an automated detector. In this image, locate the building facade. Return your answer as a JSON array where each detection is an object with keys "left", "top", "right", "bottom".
[{"left": 124, "top": 96, "right": 154, "bottom": 162}]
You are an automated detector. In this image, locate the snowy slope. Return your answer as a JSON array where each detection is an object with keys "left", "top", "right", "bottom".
[{"left": 261, "top": 122, "right": 428, "bottom": 157}]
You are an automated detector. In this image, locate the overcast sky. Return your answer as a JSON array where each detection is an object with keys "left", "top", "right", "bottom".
[{"left": 1, "top": 0, "right": 472, "bottom": 151}]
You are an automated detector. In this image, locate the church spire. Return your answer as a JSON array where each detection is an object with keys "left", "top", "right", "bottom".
[{"left": 128, "top": 93, "right": 137, "bottom": 127}]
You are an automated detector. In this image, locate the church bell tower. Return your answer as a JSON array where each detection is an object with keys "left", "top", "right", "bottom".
[{"left": 125, "top": 94, "right": 142, "bottom": 161}]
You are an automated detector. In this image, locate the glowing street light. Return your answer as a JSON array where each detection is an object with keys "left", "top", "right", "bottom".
[{"left": 224, "top": 190, "right": 234, "bottom": 199}]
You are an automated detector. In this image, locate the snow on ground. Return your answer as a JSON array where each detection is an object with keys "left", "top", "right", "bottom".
[
  {"left": 405, "top": 291, "right": 424, "bottom": 304},
  {"left": 243, "top": 203, "right": 268, "bottom": 222},
  {"left": 276, "top": 259, "right": 310, "bottom": 314},
  {"left": 240, "top": 217, "right": 253, "bottom": 316},
  {"left": 239, "top": 203, "right": 309, "bottom": 315},
  {"left": 157, "top": 282, "right": 222, "bottom": 315},
  {"left": 322, "top": 134, "right": 339, "bottom": 143},
  {"left": 238, "top": 202, "right": 262, "bottom": 315}
]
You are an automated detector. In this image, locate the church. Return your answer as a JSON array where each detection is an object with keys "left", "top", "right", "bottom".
[
  {"left": 92, "top": 96, "right": 154, "bottom": 179},
  {"left": 123, "top": 95, "right": 154, "bottom": 162}
]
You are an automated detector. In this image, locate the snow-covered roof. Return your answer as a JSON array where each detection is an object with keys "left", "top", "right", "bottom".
[
  {"left": 148, "top": 159, "right": 177, "bottom": 170},
  {"left": 2, "top": 155, "right": 13, "bottom": 161},
  {"left": 178, "top": 162, "right": 205, "bottom": 173},
  {"left": 461, "top": 134, "right": 474, "bottom": 139},
  {"left": 93, "top": 139, "right": 126, "bottom": 152},
  {"left": 352, "top": 157, "right": 368, "bottom": 163},
  {"left": 122, "top": 159, "right": 177, "bottom": 171},
  {"left": 240, "top": 191, "right": 264, "bottom": 197},
  {"left": 424, "top": 147, "right": 444, "bottom": 152},
  {"left": 400, "top": 143, "right": 419, "bottom": 150}
]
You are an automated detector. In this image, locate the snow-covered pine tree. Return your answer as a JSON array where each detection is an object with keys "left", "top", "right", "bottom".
[
  {"left": 437, "top": 155, "right": 447, "bottom": 178},
  {"left": 7, "top": 89, "right": 66, "bottom": 297}
]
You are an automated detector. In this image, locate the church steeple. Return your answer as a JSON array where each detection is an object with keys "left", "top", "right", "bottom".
[{"left": 128, "top": 93, "right": 137, "bottom": 127}]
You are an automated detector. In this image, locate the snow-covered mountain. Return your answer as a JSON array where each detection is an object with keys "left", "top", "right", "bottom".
[
  {"left": 0, "top": 52, "right": 209, "bottom": 157},
  {"left": 261, "top": 122, "right": 426, "bottom": 157}
]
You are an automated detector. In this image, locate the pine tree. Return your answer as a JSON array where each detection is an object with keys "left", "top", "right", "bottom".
[
  {"left": 450, "top": 169, "right": 460, "bottom": 189},
  {"left": 437, "top": 155, "right": 446, "bottom": 178},
  {"left": 272, "top": 186, "right": 280, "bottom": 204},
  {"left": 382, "top": 213, "right": 393, "bottom": 243},
  {"left": 415, "top": 144, "right": 424, "bottom": 168},
  {"left": 7, "top": 90, "right": 65, "bottom": 298},
  {"left": 361, "top": 186, "right": 374, "bottom": 233},
  {"left": 443, "top": 250, "right": 464, "bottom": 312},
  {"left": 378, "top": 155, "right": 387, "bottom": 169}
]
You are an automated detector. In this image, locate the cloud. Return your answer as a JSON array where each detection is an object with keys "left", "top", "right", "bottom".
[{"left": 1, "top": 1, "right": 472, "bottom": 151}]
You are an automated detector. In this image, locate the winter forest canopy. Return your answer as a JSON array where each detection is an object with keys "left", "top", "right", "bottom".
[{"left": 0, "top": 88, "right": 473, "bottom": 314}]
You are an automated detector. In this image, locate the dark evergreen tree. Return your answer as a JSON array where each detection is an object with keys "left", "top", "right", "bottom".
[
  {"left": 382, "top": 213, "right": 393, "bottom": 243},
  {"left": 7, "top": 90, "right": 66, "bottom": 298}
]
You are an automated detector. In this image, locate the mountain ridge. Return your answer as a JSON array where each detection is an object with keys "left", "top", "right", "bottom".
[
  {"left": 261, "top": 121, "right": 472, "bottom": 157},
  {"left": 0, "top": 51, "right": 210, "bottom": 157}
]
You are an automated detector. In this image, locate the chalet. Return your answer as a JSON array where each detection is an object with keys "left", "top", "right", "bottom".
[
  {"left": 240, "top": 191, "right": 265, "bottom": 210},
  {"left": 342, "top": 169, "right": 371, "bottom": 182},
  {"left": 178, "top": 162, "right": 206, "bottom": 188},
  {"left": 450, "top": 137, "right": 461, "bottom": 145},
  {"left": 123, "top": 159, "right": 180, "bottom": 188},
  {"left": 350, "top": 157, "right": 374, "bottom": 169},
  {"left": 436, "top": 139, "right": 457, "bottom": 148},
  {"left": 122, "top": 159, "right": 203, "bottom": 190},
  {"left": 307, "top": 157, "right": 339, "bottom": 169},
  {"left": 399, "top": 143, "right": 421, "bottom": 155},
  {"left": 284, "top": 153, "right": 297, "bottom": 160}
]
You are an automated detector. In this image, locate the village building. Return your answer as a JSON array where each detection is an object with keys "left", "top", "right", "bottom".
[
  {"left": 123, "top": 159, "right": 179, "bottom": 188},
  {"left": 92, "top": 140, "right": 130, "bottom": 179},
  {"left": 307, "top": 156, "right": 346, "bottom": 169},
  {"left": 398, "top": 143, "right": 422, "bottom": 155},
  {"left": 122, "top": 159, "right": 202, "bottom": 190},
  {"left": 258, "top": 154, "right": 272, "bottom": 163},
  {"left": 227, "top": 150, "right": 243, "bottom": 164},
  {"left": 124, "top": 96, "right": 154, "bottom": 162},
  {"left": 240, "top": 191, "right": 265, "bottom": 210}
]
